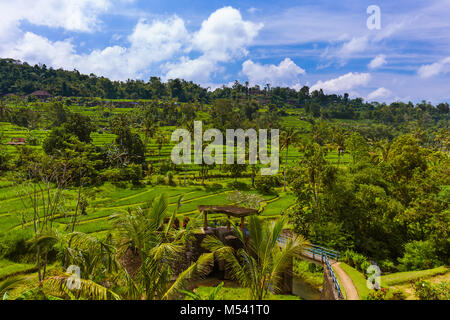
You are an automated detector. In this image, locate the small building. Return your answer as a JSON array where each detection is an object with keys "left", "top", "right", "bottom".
[
  {"left": 30, "top": 90, "right": 52, "bottom": 100},
  {"left": 197, "top": 205, "right": 259, "bottom": 234},
  {"left": 7, "top": 137, "right": 26, "bottom": 145}
]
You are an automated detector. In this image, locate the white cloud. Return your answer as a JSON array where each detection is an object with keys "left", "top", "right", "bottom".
[
  {"left": 0, "top": 5, "right": 262, "bottom": 83},
  {"left": 192, "top": 6, "right": 262, "bottom": 61},
  {"left": 0, "top": 0, "right": 111, "bottom": 33},
  {"left": 2, "top": 15, "right": 190, "bottom": 81},
  {"left": 163, "top": 7, "right": 263, "bottom": 83},
  {"left": 367, "top": 87, "right": 392, "bottom": 100},
  {"left": 418, "top": 57, "right": 450, "bottom": 78},
  {"left": 241, "top": 58, "right": 305, "bottom": 88},
  {"left": 310, "top": 72, "right": 371, "bottom": 93},
  {"left": 339, "top": 36, "right": 369, "bottom": 57},
  {"left": 368, "top": 54, "right": 387, "bottom": 69},
  {"left": 163, "top": 56, "right": 219, "bottom": 83}
]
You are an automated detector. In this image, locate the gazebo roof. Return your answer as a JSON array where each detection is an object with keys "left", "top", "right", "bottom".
[{"left": 198, "top": 205, "right": 258, "bottom": 218}]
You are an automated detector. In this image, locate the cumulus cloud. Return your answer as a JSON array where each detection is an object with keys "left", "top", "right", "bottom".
[
  {"left": 192, "top": 6, "right": 262, "bottom": 60},
  {"left": 418, "top": 57, "right": 450, "bottom": 78},
  {"left": 367, "top": 87, "right": 392, "bottom": 100},
  {"left": 0, "top": 5, "right": 262, "bottom": 82},
  {"left": 163, "top": 56, "right": 219, "bottom": 84},
  {"left": 368, "top": 54, "right": 387, "bottom": 69},
  {"left": 2, "top": 15, "right": 190, "bottom": 80},
  {"left": 310, "top": 72, "right": 371, "bottom": 93},
  {"left": 162, "top": 7, "right": 263, "bottom": 83},
  {"left": 339, "top": 36, "right": 369, "bottom": 57},
  {"left": 241, "top": 58, "right": 305, "bottom": 88},
  {"left": 0, "top": 0, "right": 111, "bottom": 33}
]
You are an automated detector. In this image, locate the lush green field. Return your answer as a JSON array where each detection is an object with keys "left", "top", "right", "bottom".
[
  {"left": 381, "top": 266, "right": 449, "bottom": 286},
  {"left": 191, "top": 286, "right": 301, "bottom": 300}
]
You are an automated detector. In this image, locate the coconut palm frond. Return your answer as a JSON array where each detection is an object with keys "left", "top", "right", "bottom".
[
  {"left": 162, "top": 252, "right": 215, "bottom": 300},
  {"left": 0, "top": 277, "right": 24, "bottom": 300},
  {"left": 148, "top": 193, "right": 169, "bottom": 228},
  {"left": 44, "top": 276, "right": 120, "bottom": 300},
  {"left": 165, "top": 195, "right": 183, "bottom": 237}
]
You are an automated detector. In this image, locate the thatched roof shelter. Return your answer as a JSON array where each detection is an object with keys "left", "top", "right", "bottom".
[{"left": 197, "top": 205, "right": 258, "bottom": 233}]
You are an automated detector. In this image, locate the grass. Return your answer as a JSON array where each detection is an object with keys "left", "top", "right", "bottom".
[
  {"left": 339, "top": 262, "right": 371, "bottom": 299},
  {"left": 0, "top": 259, "right": 37, "bottom": 281},
  {"left": 381, "top": 266, "right": 449, "bottom": 286},
  {"left": 388, "top": 271, "right": 450, "bottom": 300},
  {"left": 292, "top": 259, "right": 323, "bottom": 290},
  {"left": 192, "top": 286, "right": 301, "bottom": 300}
]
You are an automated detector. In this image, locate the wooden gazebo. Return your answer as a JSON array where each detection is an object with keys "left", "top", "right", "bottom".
[{"left": 197, "top": 205, "right": 258, "bottom": 234}]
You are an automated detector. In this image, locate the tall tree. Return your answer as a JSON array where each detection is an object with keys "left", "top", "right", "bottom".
[{"left": 280, "top": 128, "right": 302, "bottom": 191}]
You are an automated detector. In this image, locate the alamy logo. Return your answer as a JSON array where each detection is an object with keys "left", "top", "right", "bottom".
[
  {"left": 171, "top": 121, "right": 279, "bottom": 175},
  {"left": 367, "top": 5, "right": 381, "bottom": 30}
]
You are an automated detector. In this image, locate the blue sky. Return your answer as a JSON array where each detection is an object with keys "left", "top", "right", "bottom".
[{"left": 1, "top": 0, "right": 449, "bottom": 103}]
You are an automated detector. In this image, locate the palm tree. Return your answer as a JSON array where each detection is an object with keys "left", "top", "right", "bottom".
[
  {"left": 0, "top": 100, "right": 11, "bottom": 121},
  {"left": 44, "top": 194, "right": 212, "bottom": 300},
  {"left": 112, "top": 194, "right": 212, "bottom": 300},
  {"left": 202, "top": 216, "right": 308, "bottom": 300},
  {"left": 155, "top": 131, "right": 168, "bottom": 157},
  {"left": 280, "top": 128, "right": 302, "bottom": 191},
  {"left": 142, "top": 118, "right": 157, "bottom": 147},
  {"left": 1, "top": 278, "right": 23, "bottom": 300},
  {"left": 374, "top": 139, "right": 392, "bottom": 163},
  {"left": 182, "top": 120, "right": 195, "bottom": 186},
  {"left": 331, "top": 127, "right": 346, "bottom": 167},
  {"left": 41, "top": 231, "right": 121, "bottom": 300}
]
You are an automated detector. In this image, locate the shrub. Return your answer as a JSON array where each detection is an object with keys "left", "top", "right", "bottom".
[
  {"left": 413, "top": 280, "right": 450, "bottom": 300},
  {"left": 398, "top": 240, "right": 440, "bottom": 271},
  {"left": 342, "top": 250, "right": 370, "bottom": 274},
  {"left": 167, "top": 171, "right": 176, "bottom": 186},
  {"left": 0, "top": 229, "right": 34, "bottom": 261},
  {"left": 204, "top": 183, "right": 223, "bottom": 192},
  {"left": 366, "top": 288, "right": 406, "bottom": 300},
  {"left": 254, "top": 175, "right": 280, "bottom": 194},
  {"left": 227, "top": 181, "right": 249, "bottom": 191},
  {"left": 102, "top": 164, "right": 142, "bottom": 185},
  {"left": 378, "top": 259, "right": 398, "bottom": 273},
  {"left": 156, "top": 175, "right": 165, "bottom": 185}
]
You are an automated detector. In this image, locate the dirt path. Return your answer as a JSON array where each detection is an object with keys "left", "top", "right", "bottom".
[{"left": 333, "top": 262, "right": 359, "bottom": 300}]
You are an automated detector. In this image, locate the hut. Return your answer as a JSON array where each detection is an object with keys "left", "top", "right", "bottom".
[
  {"left": 7, "top": 137, "right": 26, "bottom": 145},
  {"left": 197, "top": 205, "right": 258, "bottom": 234},
  {"left": 30, "top": 90, "right": 52, "bottom": 100}
]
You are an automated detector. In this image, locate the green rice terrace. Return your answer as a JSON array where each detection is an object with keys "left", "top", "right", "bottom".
[{"left": 0, "top": 70, "right": 449, "bottom": 301}]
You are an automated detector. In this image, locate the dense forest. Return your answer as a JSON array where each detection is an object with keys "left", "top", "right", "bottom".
[{"left": 1, "top": 58, "right": 449, "bottom": 125}]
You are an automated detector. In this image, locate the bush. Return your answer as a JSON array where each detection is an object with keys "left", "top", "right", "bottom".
[
  {"left": 227, "top": 181, "right": 249, "bottom": 191},
  {"left": 366, "top": 288, "right": 406, "bottom": 300},
  {"left": 0, "top": 229, "right": 34, "bottom": 261},
  {"left": 398, "top": 240, "right": 440, "bottom": 271},
  {"left": 254, "top": 175, "right": 280, "bottom": 194},
  {"left": 413, "top": 280, "right": 450, "bottom": 300},
  {"left": 167, "top": 171, "right": 176, "bottom": 186},
  {"left": 102, "top": 164, "right": 142, "bottom": 185},
  {"left": 156, "top": 175, "right": 165, "bottom": 185},
  {"left": 204, "top": 183, "right": 223, "bottom": 192},
  {"left": 342, "top": 250, "right": 370, "bottom": 274},
  {"left": 378, "top": 259, "right": 398, "bottom": 273}
]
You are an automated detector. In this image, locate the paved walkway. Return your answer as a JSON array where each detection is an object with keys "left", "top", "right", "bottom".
[
  {"left": 299, "top": 251, "right": 360, "bottom": 300},
  {"left": 332, "top": 262, "right": 360, "bottom": 300}
]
